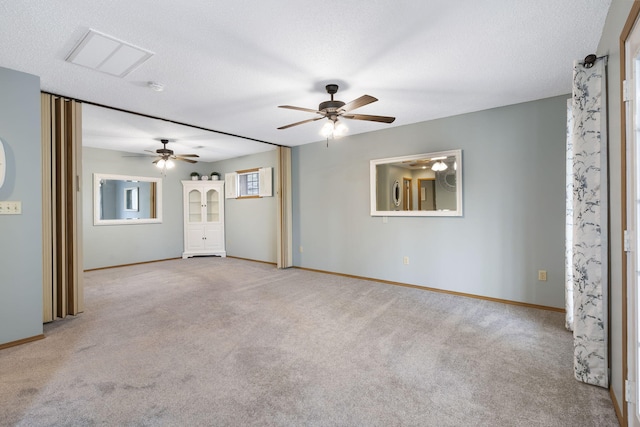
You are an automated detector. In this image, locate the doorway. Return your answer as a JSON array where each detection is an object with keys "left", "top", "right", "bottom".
[{"left": 418, "top": 178, "right": 436, "bottom": 210}]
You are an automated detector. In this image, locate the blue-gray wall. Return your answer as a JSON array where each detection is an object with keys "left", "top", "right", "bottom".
[
  {"left": 82, "top": 147, "right": 210, "bottom": 269},
  {"left": 0, "top": 67, "right": 43, "bottom": 345},
  {"left": 210, "top": 149, "right": 278, "bottom": 263},
  {"left": 83, "top": 147, "right": 279, "bottom": 268},
  {"left": 292, "top": 95, "right": 568, "bottom": 308}
]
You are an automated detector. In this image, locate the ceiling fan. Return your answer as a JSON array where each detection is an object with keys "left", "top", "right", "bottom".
[
  {"left": 146, "top": 139, "right": 199, "bottom": 169},
  {"left": 277, "top": 84, "right": 395, "bottom": 136},
  {"left": 403, "top": 156, "right": 453, "bottom": 171}
]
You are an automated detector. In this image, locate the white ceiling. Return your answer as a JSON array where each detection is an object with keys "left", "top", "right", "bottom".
[
  {"left": 81, "top": 104, "right": 274, "bottom": 162},
  {"left": 0, "top": 0, "right": 611, "bottom": 162}
]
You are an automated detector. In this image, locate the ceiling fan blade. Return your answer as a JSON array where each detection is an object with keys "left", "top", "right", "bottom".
[
  {"left": 152, "top": 158, "right": 161, "bottom": 164},
  {"left": 278, "top": 105, "right": 322, "bottom": 114},
  {"left": 340, "top": 95, "right": 378, "bottom": 113},
  {"left": 278, "top": 116, "right": 324, "bottom": 130},
  {"left": 342, "top": 114, "right": 396, "bottom": 123},
  {"left": 175, "top": 154, "right": 199, "bottom": 158},
  {"left": 175, "top": 157, "right": 198, "bottom": 164}
]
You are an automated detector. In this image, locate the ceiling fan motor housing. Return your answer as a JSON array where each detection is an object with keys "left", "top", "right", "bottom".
[
  {"left": 157, "top": 139, "right": 174, "bottom": 156},
  {"left": 320, "top": 83, "right": 344, "bottom": 113},
  {"left": 325, "top": 84, "right": 339, "bottom": 94},
  {"left": 319, "top": 100, "right": 345, "bottom": 113}
]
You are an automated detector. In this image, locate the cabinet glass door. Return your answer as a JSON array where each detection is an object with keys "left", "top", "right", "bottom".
[
  {"left": 206, "top": 189, "right": 219, "bottom": 222},
  {"left": 188, "top": 189, "right": 202, "bottom": 222}
]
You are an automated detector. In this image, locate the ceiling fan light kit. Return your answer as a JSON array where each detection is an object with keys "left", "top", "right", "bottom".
[
  {"left": 431, "top": 161, "right": 448, "bottom": 172},
  {"left": 277, "top": 84, "right": 395, "bottom": 140},
  {"left": 320, "top": 120, "right": 348, "bottom": 139},
  {"left": 156, "top": 158, "right": 175, "bottom": 169}
]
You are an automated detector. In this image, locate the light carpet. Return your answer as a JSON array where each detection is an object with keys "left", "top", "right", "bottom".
[{"left": 0, "top": 257, "right": 618, "bottom": 426}]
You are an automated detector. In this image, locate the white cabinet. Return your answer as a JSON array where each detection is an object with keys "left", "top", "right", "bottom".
[{"left": 182, "top": 180, "right": 225, "bottom": 258}]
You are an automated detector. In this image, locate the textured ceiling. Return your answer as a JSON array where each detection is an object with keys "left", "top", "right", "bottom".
[{"left": 0, "top": 0, "right": 611, "bottom": 161}]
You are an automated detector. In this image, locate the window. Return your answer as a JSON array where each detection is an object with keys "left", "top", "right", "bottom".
[
  {"left": 225, "top": 167, "right": 273, "bottom": 199},
  {"left": 238, "top": 170, "right": 259, "bottom": 197}
]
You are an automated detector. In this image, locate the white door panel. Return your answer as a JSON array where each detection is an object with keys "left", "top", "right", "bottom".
[{"left": 626, "top": 14, "right": 640, "bottom": 426}]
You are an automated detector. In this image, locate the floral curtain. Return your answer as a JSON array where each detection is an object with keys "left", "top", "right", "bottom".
[
  {"left": 566, "top": 57, "right": 608, "bottom": 388},
  {"left": 565, "top": 99, "right": 574, "bottom": 332}
]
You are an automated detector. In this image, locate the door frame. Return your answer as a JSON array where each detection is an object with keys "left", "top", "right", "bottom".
[{"left": 621, "top": 3, "right": 640, "bottom": 425}]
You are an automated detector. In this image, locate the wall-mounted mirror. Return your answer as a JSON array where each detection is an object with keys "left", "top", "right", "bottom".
[
  {"left": 370, "top": 149, "right": 462, "bottom": 217},
  {"left": 93, "top": 173, "right": 163, "bottom": 225}
]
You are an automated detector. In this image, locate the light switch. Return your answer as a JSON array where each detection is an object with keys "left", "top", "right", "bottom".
[{"left": 0, "top": 201, "right": 22, "bottom": 214}]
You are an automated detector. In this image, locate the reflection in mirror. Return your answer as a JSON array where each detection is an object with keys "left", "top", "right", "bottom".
[
  {"left": 370, "top": 149, "right": 462, "bottom": 217},
  {"left": 94, "top": 173, "right": 163, "bottom": 225},
  {"left": 392, "top": 180, "right": 401, "bottom": 207},
  {"left": 124, "top": 187, "right": 139, "bottom": 212}
]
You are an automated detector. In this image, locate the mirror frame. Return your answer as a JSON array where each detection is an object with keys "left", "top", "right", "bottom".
[
  {"left": 93, "top": 173, "right": 163, "bottom": 225},
  {"left": 370, "top": 149, "right": 463, "bottom": 217}
]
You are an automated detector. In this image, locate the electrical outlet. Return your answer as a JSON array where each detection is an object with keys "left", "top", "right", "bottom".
[
  {"left": 299, "top": 246, "right": 304, "bottom": 253},
  {"left": 538, "top": 270, "right": 547, "bottom": 281},
  {"left": 403, "top": 256, "right": 409, "bottom": 265},
  {"left": 0, "top": 201, "right": 21, "bottom": 215},
  {"left": 382, "top": 216, "right": 388, "bottom": 223}
]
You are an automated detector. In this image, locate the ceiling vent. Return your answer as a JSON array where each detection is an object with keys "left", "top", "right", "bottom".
[{"left": 65, "top": 29, "right": 154, "bottom": 78}]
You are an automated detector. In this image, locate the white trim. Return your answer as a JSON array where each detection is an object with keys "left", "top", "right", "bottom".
[
  {"left": 225, "top": 172, "right": 238, "bottom": 198},
  {"left": 370, "top": 149, "right": 463, "bottom": 217},
  {"left": 93, "top": 173, "right": 162, "bottom": 225},
  {"left": 259, "top": 167, "right": 273, "bottom": 197}
]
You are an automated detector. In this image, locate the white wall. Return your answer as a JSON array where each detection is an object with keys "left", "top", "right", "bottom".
[
  {"left": 292, "top": 95, "right": 567, "bottom": 308},
  {"left": 0, "top": 67, "right": 43, "bottom": 345}
]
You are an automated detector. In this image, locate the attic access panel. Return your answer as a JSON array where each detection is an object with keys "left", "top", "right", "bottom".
[{"left": 66, "top": 29, "right": 154, "bottom": 78}]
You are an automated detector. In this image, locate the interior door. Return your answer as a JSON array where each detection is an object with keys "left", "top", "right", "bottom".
[
  {"left": 418, "top": 178, "right": 436, "bottom": 210},
  {"left": 402, "top": 178, "right": 412, "bottom": 210},
  {"left": 626, "top": 13, "right": 640, "bottom": 426}
]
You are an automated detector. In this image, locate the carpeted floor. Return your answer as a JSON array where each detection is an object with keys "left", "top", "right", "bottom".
[{"left": 0, "top": 257, "right": 619, "bottom": 426}]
